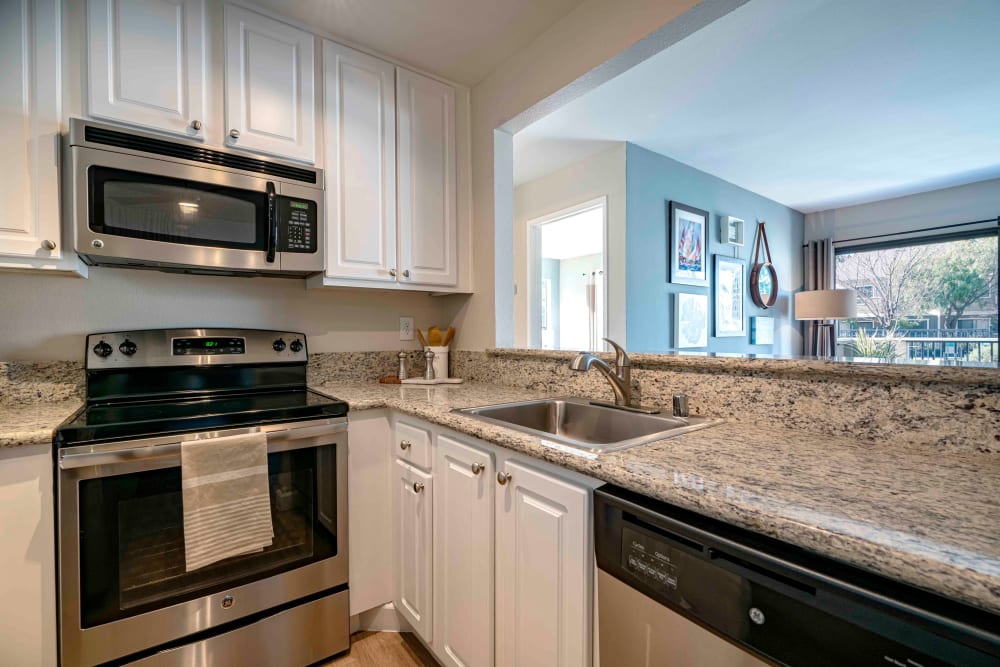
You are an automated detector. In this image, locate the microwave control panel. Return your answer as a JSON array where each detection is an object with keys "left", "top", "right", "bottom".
[{"left": 278, "top": 197, "right": 317, "bottom": 254}]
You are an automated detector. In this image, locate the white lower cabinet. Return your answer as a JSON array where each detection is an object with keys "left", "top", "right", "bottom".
[
  {"left": 393, "top": 459, "right": 434, "bottom": 639},
  {"left": 495, "top": 459, "right": 591, "bottom": 667},
  {"left": 390, "top": 417, "right": 596, "bottom": 667},
  {"left": 434, "top": 435, "right": 495, "bottom": 667}
]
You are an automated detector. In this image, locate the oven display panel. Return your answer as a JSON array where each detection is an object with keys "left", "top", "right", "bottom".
[{"left": 172, "top": 337, "right": 246, "bottom": 355}]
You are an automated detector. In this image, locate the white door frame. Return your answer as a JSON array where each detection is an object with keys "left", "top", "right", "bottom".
[{"left": 525, "top": 196, "right": 608, "bottom": 350}]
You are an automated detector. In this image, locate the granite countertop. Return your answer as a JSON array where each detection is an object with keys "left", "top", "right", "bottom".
[
  {"left": 312, "top": 381, "right": 1000, "bottom": 616},
  {"left": 0, "top": 400, "right": 82, "bottom": 448}
]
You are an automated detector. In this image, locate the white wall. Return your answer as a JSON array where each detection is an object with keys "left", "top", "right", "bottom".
[
  {"left": 804, "top": 178, "right": 1000, "bottom": 244},
  {"left": 0, "top": 269, "right": 464, "bottom": 360},
  {"left": 454, "top": 0, "right": 746, "bottom": 350},
  {"left": 513, "top": 144, "right": 625, "bottom": 347}
]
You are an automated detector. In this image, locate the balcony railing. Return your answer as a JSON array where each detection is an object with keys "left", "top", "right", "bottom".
[
  {"left": 842, "top": 327, "right": 997, "bottom": 339},
  {"left": 838, "top": 327, "right": 998, "bottom": 362}
]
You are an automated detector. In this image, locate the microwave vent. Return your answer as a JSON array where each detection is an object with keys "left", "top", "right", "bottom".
[{"left": 83, "top": 126, "right": 318, "bottom": 185}]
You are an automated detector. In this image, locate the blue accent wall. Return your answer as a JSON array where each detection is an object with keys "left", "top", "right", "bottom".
[{"left": 625, "top": 143, "right": 804, "bottom": 354}]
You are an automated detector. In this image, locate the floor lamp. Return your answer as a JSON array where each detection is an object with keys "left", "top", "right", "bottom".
[{"left": 795, "top": 289, "right": 857, "bottom": 358}]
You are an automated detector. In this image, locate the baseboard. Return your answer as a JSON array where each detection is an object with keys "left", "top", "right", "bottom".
[{"left": 352, "top": 602, "right": 409, "bottom": 633}]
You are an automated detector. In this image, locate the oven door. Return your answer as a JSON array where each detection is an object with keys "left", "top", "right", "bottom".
[
  {"left": 57, "top": 419, "right": 348, "bottom": 667},
  {"left": 72, "top": 145, "right": 322, "bottom": 274}
]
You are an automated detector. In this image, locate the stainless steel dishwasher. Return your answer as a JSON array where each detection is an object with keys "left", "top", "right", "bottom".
[{"left": 594, "top": 485, "right": 1000, "bottom": 667}]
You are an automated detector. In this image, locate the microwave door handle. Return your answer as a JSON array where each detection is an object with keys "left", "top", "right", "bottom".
[{"left": 266, "top": 181, "right": 277, "bottom": 263}]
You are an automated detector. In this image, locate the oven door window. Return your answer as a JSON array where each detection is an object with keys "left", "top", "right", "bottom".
[
  {"left": 89, "top": 166, "right": 268, "bottom": 250},
  {"left": 77, "top": 446, "right": 338, "bottom": 628}
]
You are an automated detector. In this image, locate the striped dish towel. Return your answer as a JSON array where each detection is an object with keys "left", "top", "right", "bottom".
[{"left": 181, "top": 431, "right": 274, "bottom": 571}]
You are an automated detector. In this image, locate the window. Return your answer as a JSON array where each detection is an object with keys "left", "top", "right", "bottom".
[{"left": 835, "top": 232, "right": 998, "bottom": 362}]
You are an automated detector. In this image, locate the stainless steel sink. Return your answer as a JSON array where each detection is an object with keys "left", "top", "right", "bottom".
[{"left": 456, "top": 397, "right": 721, "bottom": 453}]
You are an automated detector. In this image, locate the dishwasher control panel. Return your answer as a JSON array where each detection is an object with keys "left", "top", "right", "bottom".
[{"left": 621, "top": 525, "right": 679, "bottom": 591}]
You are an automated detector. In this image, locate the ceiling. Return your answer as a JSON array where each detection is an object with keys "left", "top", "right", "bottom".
[
  {"left": 513, "top": 0, "right": 1000, "bottom": 212},
  {"left": 250, "top": 0, "right": 585, "bottom": 86}
]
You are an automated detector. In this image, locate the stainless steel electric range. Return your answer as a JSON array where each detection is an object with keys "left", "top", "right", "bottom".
[{"left": 55, "top": 328, "right": 350, "bottom": 667}]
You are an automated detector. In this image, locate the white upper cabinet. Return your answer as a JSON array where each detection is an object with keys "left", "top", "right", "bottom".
[
  {"left": 397, "top": 69, "right": 458, "bottom": 287},
  {"left": 224, "top": 5, "right": 315, "bottom": 163},
  {"left": 87, "top": 0, "right": 206, "bottom": 139},
  {"left": 434, "top": 435, "right": 495, "bottom": 667},
  {"left": 323, "top": 41, "right": 397, "bottom": 282},
  {"left": 0, "top": 0, "right": 66, "bottom": 267},
  {"left": 496, "top": 459, "right": 591, "bottom": 667}
]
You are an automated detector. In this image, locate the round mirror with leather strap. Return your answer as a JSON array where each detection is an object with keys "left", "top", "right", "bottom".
[{"left": 749, "top": 222, "right": 779, "bottom": 308}]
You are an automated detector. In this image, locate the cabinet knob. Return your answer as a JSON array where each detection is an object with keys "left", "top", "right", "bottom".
[
  {"left": 497, "top": 471, "right": 511, "bottom": 486},
  {"left": 389, "top": 268, "right": 397, "bottom": 277},
  {"left": 229, "top": 129, "right": 240, "bottom": 140},
  {"left": 402, "top": 269, "right": 410, "bottom": 278},
  {"left": 400, "top": 440, "right": 412, "bottom": 450},
  {"left": 471, "top": 462, "right": 484, "bottom": 475},
  {"left": 41, "top": 239, "right": 56, "bottom": 251},
  {"left": 412, "top": 482, "right": 424, "bottom": 493},
  {"left": 190, "top": 120, "right": 202, "bottom": 131}
]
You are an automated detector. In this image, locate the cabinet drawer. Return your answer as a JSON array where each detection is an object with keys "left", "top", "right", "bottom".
[{"left": 395, "top": 420, "right": 432, "bottom": 470}]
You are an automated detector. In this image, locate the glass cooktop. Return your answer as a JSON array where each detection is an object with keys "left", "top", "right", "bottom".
[{"left": 55, "top": 389, "right": 348, "bottom": 446}]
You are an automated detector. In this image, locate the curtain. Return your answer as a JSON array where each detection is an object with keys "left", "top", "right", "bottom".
[{"left": 802, "top": 239, "right": 835, "bottom": 355}]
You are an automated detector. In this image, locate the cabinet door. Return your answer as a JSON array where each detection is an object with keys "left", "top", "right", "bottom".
[
  {"left": 323, "top": 41, "right": 397, "bottom": 282},
  {"left": 496, "top": 459, "right": 591, "bottom": 667},
  {"left": 393, "top": 459, "right": 433, "bottom": 641},
  {"left": 87, "top": 0, "right": 206, "bottom": 139},
  {"left": 397, "top": 69, "right": 457, "bottom": 287},
  {"left": 434, "top": 435, "right": 494, "bottom": 667},
  {"left": 224, "top": 5, "right": 315, "bottom": 163},
  {"left": 347, "top": 412, "right": 392, "bottom": 616},
  {"left": 0, "top": 0, "right": 62, "bottom": 261}
]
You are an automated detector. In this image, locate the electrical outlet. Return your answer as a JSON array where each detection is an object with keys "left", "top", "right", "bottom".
[{"left": 399, "top": 316, "right": 415, "bottom": 341}]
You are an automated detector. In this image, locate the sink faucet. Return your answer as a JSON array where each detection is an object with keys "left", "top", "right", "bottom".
[{"left": 569, "top": 338, "right": 632, "bottom": 407}]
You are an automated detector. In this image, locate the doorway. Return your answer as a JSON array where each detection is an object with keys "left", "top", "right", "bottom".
[{"left": 527, "top": 197, "right": 607, "bottom": 350}]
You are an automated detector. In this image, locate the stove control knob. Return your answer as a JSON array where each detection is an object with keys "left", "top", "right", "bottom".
[
  {"left": 93, "top": 341, "right": 113, "bottom": 358},
  {"left": 273, "top": 338, "right": 286, "bottom": 352},
  {"left": 289, "top": 339, "right": 303, "bottom": 353},
  {"left": 119, "top": 339, "right": 138, "bottom": 356}
]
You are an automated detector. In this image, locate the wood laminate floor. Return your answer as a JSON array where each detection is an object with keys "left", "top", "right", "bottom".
[{"left": 320, "top": 631, "right": 438, "bottom": 666}]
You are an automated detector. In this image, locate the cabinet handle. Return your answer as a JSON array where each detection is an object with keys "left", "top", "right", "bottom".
[
  {"left": 402, "top": 269, "right": 410, "bottom": 278},
  {"left": 412, "top": 482, "right": 424, "bottom": 493},
  {"left": 400, "top": 440, "right": 412, "bottom": 450},
  {"left": 41, "top": 239, "right": 56, "bottom": 251},
  {"left": 229, "top": 129, "right": 240, "bottom": 140},
  {"left": 471, "top": 462, "right": 484, "bottom": 475},
  {"left": 389, "top": 268, "right": 397, "bottom": 277},
  {"left": 190, "top": 120, "right": 202, "bottom": 131},
  {"left": 497, "top": 471, "right": 511, "bottom": 486}
]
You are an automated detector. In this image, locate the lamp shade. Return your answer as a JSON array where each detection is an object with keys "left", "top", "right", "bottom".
[{"left": 794, "top": 289, "right": 857, "bottom": 320}]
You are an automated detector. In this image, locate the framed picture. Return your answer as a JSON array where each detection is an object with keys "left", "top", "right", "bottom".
[
  {"left": 750, "top": 316, "right": 774, "bottom": 345},
  {"left": 674, "top": 292, "right": 709, "bottom": 348},
  {"left": 714, "top": 255, "right": 746, "bottom": 337},
  {"left": 668, "top": 201, "right": 709, "bottom": 286}
]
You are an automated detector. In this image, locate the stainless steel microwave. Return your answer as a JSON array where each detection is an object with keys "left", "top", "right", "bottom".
[{"left": 68, "top": 119, "right": 324, "bottom": 276}]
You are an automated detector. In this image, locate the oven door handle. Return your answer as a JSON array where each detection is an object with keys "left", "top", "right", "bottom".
[
  {"left": 265, "top": 181, "right": 277, "bottom": 264},
  {"left": 58, "top": 422, "right": 345, "bottom": 470}
]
